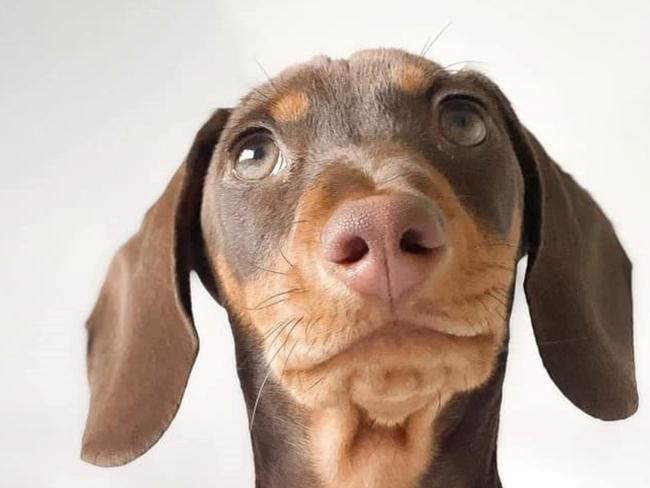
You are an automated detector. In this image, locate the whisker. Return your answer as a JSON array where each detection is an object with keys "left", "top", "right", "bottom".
[
  {"left": 420, "top": 37, "right": 431, "bottom": 58},
  {"left": 254, "top": 59, "right": 279, "bottom": 94},
  {"left": 280, "top": 339, "right": 299, "bottom": 378},
  {"left": 249, "top": 262, "right": 288, "bottom": 276},
  {"left": 306, "top": 374, "right": 327, "bottom": 392},
  {"left": 237, "top": 317, "right": 296, "bottom": 370},
  {"left": 261, "top": 288, "right": 302, "bottom": 305},
  {"left": 235, "top": 349, "right": 260, "bottom": 371},
  {"left": 245, "top": 288, "right": 307, "bottom": 310},
  {"left": 272, "top": 317, "right": 304, "bottom": 358},
  {"left": 443, "top": 59, "right": 486, "bottom": 72},
  {"left": 250, "top": 317, "right": 303, "bottom": 431},
  {"left": 249, "top": 369, "right": 273, "bottom": 432},
  {"left": 304, "top": 315, "right": 323, "bottom": 342},
  {"left": 262, "top": 316, "right": 296, "bottom": 342},
  {"left": 245, "top": 297, "right": 292, "bottom": 311},
  {"left": 278, "top": 247, "right": 295, "bottom": 268},
  {"left": 264, "top": 317, "right": 301, "bottom": 362},
  {"left": 421, "top": 21, "right": 452, "bottom": 57}
]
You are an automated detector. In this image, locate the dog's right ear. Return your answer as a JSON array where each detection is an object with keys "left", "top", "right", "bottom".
[
  {"left": 473, "top": 73, "right": 638, "bottom": 421},
  {"left": 81, "top": 109, "right": 230, "bottom": 467}
]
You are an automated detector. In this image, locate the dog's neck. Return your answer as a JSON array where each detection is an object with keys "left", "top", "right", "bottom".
[{"left": 233, "top": 320, "right": 507, "bottom": 488}]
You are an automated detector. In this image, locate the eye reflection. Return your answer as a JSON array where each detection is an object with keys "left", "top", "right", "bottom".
[{"left": 232, "top": 132, "right": 286, "bottom": 180}]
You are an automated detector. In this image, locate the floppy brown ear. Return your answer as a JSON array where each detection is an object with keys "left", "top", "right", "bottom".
[
  {"left": 481, "top": 76, "right": 638, "bottom": 420},
  {"left": 81, "top": 109, "right": 230, "bottom": 466}
]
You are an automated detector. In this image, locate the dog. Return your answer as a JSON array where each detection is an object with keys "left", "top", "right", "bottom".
[{"left": 80, "top": 49, "right": 638, "bottom": 487}]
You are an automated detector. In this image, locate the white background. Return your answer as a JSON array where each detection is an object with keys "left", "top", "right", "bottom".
[{"left": 1, "top": 0, "right": 649, "bottom": 486}]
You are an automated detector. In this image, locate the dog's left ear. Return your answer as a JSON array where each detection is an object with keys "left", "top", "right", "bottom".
[
  {"left": 81, "top": 109, "right": 230, "bottom": 466},
  {"left": 477, "top": 75, "right": 638, "bottom": 420}
]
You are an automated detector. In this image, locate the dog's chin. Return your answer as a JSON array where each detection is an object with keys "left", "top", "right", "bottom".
[
  {"left": 349, "top": 364, "right": 436, "bottom": 426},
  {"left": 339, "top": 325, "right": 485, "bottom": 424},
  {"left": 279, "top": 319, "right": 500, "bottom": 424}
]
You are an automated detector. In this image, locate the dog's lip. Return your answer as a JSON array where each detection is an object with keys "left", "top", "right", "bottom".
[
  {"left": 402, "top": 314, "right": 487, "bottom": 338},
  {"left": 288, "top": 315, "right": 487, "bottom": 372},
  {"left": 354, "top": 320, "right": 473, "bottom": 346}
]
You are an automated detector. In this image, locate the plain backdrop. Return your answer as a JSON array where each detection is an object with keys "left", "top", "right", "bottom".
[{"left": 1, "top": 0, "right": 649, "bottom": 486}]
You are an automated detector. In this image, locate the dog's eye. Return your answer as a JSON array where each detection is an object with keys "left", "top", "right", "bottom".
[
  {"left": 439, "top": 100, "right": 487, "bottom": 146},
  {"left": 232, "top": 133, "right": 287, "bottom": 180}
]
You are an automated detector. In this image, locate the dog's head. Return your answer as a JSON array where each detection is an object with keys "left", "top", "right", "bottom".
[{"left": 81, "top": 49, "right": 637, "bottom": 477}]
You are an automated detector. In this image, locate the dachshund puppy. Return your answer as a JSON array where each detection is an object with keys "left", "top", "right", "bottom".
[{"left": 80, "top": 49, "right": 637, "bottom": 488}]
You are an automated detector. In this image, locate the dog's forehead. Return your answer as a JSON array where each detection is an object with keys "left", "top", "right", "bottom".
[
  {"left": 227, "top": 49, "right": 444, "bottom": 143},
  {"left": 274, "top": 48, "right": 441, "bottom": 96}
]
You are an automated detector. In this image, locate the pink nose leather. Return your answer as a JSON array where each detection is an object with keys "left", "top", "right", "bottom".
[{"left": 321, "top": 194, "right": 447, "bottom": 303}]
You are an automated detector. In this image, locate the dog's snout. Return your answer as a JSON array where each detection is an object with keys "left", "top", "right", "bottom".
[{"left": 321, "top": 194, "right": 447, "bottom": 303}]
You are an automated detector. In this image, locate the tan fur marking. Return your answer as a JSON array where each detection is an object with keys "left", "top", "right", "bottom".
[
  {"left": 391, "top": 64, "right": 433, "bottom": 94},
  {"left": 269, "top": 90, "right": 310, "bottom": 122},
  {"left": 310, "top": 401, "right": 441, "bottom": 488}
]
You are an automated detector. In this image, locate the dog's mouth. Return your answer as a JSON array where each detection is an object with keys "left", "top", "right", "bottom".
[
  {"left": 284, "top": 313, "right": 492, "bottom": 373},
  {"left": 275, "top": 307, "right": 501, "bottom": 421}
]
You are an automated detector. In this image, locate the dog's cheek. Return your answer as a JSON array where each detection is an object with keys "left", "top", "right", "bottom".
[
  {"left": 443, "top": 206, "right": 522, "bottom": 386},
  {"left": 422, "top": 186, "right": 521, "bottom": 330},
  {"left": 211, "top": 253, "right": 248, "bottom": 316},
  {"left": 215, "top": 252, "right": 292, "bottom": 329},
  {"left": 399, "top": 167, "right": 523, "bottom": 393}
]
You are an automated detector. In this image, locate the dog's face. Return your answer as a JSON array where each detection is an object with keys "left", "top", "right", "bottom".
[
  {"left": 202, "top": 50, "right": 522, "bottom": 427},
  {"left": 81, "top": 48, "right": 636, "bottom": 488}
]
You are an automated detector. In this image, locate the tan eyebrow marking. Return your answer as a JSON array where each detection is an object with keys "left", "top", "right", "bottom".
[
  {"left": 391, "top": 64, "right": 433, "bottom": 94},
  {"left": 269, "top": 90, "right": 310, "bottom": 122}
]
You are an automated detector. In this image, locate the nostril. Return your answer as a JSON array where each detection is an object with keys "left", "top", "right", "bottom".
[
  {"left": 400, "top": 229, "right": 433, "bottom": 255},
  {"left": 335, "top": 236, "right": 369, "bottom": 264}
]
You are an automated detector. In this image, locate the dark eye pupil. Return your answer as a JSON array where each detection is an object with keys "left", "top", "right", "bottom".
[
  {"left": 450, "top": 113, "right": 468, "bottom": 129},
  {"left": 253, "top": 145, "right": 266, "bottom": 160},
  {"left": 238, "top": 144, "right": 270, "bottom": 164}
]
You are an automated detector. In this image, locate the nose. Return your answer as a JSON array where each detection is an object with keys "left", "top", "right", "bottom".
[{"left": 321, "top": 194, "right": 447, "bottom": 303}]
